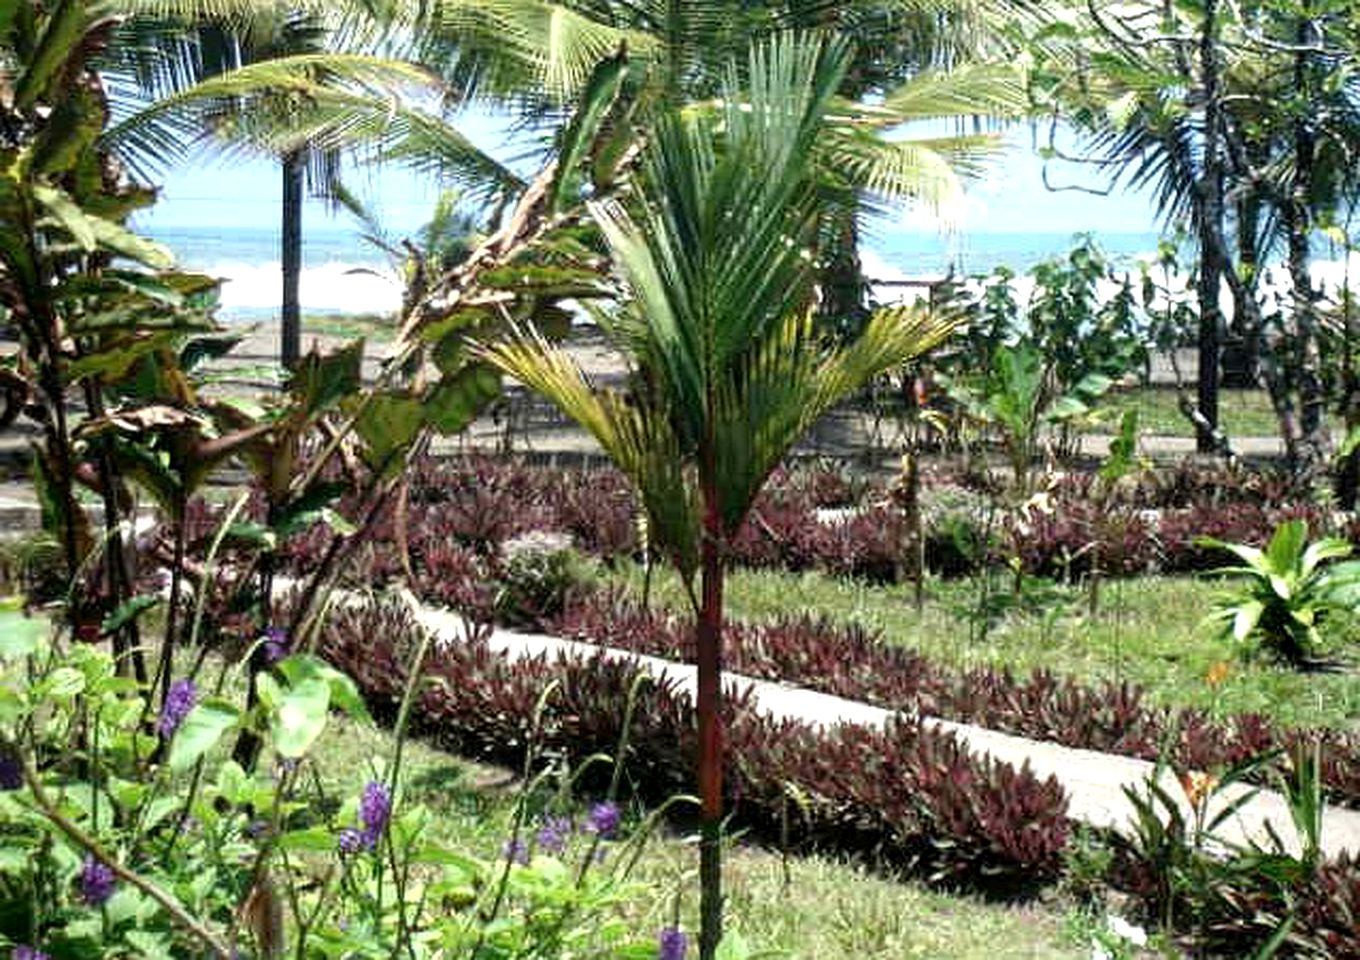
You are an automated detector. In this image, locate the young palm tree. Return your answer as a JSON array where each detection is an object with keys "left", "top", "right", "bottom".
[{"left": 478, "top": 34, "right": 956, "bottom": 960}]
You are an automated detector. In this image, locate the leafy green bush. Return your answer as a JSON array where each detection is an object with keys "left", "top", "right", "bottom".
[
  {"left": 1200, "top": 519, "right": 1360, "bottom": 664},
  {"left": 0, "top": 607, "right": 681, "bottom": 958}
]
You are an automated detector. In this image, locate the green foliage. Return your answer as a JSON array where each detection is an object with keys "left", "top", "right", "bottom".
[
  {"left": 1200, "top": 520, "right": 1360, "bottom": 664},
  {"left": 938, "top": 239, "right": 1147, "bottom": 489},
  {"left": 0, "top": 614, "right": 677, "bottom": 958}
]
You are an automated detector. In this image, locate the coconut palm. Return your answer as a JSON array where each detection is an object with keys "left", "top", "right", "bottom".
[
  {"left": 427, "top": 0, "right": 1028, "bottom": 323},
  {"left": 103, "top": 1, "right": 526, "bottom": 367},
  {"left": 477, "top": 34, "right": 956, "bottom": 959}
]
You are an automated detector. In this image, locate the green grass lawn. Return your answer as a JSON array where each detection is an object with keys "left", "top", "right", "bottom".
[
  {"left": 303, "top": 312, "right": 396, "bottom": 342},
  {"left": 1089, "top": 387, "right": 1279, "bottom": 438},
  {"left": 308, "top": 711, "right": 1090, "bottom": 959},
  {"left": 595, "top": 562, "right": 1360, "bottom": 731}
]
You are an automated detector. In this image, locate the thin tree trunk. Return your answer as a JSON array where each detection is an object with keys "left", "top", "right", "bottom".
[
  {"left": 1194, "top": 0, "right": 1225, "bottom": 454},
  {"left": 281, "top": 150, "right": 304, "bottom": 369},
  {"left": 823, "top": 212, "right": 868, "bottom": 337},
  {"left": 1288, "top": 12, "right": 1329, "bottom": 485},
  {"left": 696, "top": 508, "right": 725, "bottom": 960}
]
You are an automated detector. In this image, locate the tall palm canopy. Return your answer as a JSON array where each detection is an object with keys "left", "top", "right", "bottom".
[{"left": 479, "top": 33, "right": 956, "bottom": 958}]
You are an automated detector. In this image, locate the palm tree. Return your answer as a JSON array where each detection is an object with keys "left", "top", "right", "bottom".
[
  {"left": 428, "top": 0, "right": 1028, "bottom": 322},
  {"left": 1032, "top": 0, "right": 1360, "bottom": 477},
  {"left": 478, "top": 34, "right": 956, "bottom": 959},
  {"left": 105, "top": 2, "right": 525, "bottom": 367}
]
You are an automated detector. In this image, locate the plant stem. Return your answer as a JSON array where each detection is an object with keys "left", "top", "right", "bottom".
[
  {"left": 696, "top": 511, "right": 724, "bottom": 960},
  {"left": 24, "top": 763, "right": 233, "bottom": 959}
]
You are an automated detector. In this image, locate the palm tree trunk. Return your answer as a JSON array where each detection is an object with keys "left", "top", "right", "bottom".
[
  {"left": 696, "top": 505, "right": 725, "bottom": 960},
  {"left": 1288, "top": 14, "right": 1328, "bottom": 485},
  {"left": 1194, "top": 0, "right": 1225, "bottom": 454},
  {"left": 281, "top": 149, "right": 304, "bottom": 368}
]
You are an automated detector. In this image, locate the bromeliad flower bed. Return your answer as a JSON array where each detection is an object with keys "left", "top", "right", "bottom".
[
  {"left": 314, "top": 600, "right": 1070, "bottom": 889},
  {"left": 546, "top": 593, "right": 1360, "bottom": 811},
  {"left": 309, "top": 596, "right": 1360, "bottom": 957}
]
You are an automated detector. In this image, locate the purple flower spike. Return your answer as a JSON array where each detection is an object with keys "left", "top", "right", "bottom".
[
  {"left": 535, "top": 815, "right": 572, "bottom": 855},
  {"left": 585, "top": 801, "right": 620, "bottom": 839},
  {"left": 658, "top": 927, "right": 687, "bottom": 960},
  {"left": 359, "top": 781, "right": 391, "bottom": 848},
  {"left": 13, "top": 946, "right": 50, "bottom": 960},
  {"left": 158, "top": 679, "right": 197, "bottom": 738},
  {"left": 337, "top": 827, "right": 364, "bottom": 856},
  {"left": 502, "top": 838, "right": 529, "bottom": 865},
  {"left": 79, "top": 855, "right": 116, "bottom": 907},
  {"left": 0, "top": 747, "right": 22, "bottom": 791},
  {"left": 262, "top": 626, "right": 290, "bottom": 665}
]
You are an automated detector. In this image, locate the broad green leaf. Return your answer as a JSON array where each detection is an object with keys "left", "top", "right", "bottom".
[
  {"left": 425, "top": 365, "right": 501, "bottom": 435},
  {"left": 355, "top": 392, "right": 423, "bottom": 474},
  {"left": 33, "top": 183, "right": 96, "bottom": 249},
  {"left": 272, "top": 677, "right": 332, "bottom": 758},
  {"left": 1266, "top": 520, "right": 1307, "bottom": 575},
  {"left": 549, "top": 50, "right": 628, "bottom": 215},
  {"left": 1232, "top": 600, "right": 1264, "bottom": 641},
  {"left": 86, "top": 216, "right": 173, "bottom": 269},
  {"left": 277, "top": 825, "right": 340, "bottom": 852},
  {"left": 45, "top": 666, "right": 86, "bottom": 697},
  {"left": 168, "top": 700, "right": 241, "bottom": 772},
  {"left": 289, "top": 341, "right": 363, "bottom": 418},
  {"left": 1301, "top": 537, "right": 1351, "bottom": 578},
  {"left": 0, "top": 610, "right": 47, "bottom": 658},
  {"left": 1046, "top": 395, "right": 1090, "bottom": 422},
  {"left": 101, "top": 595, "right": 160, "bottom": 634},
  {"left": 278, "top": 655, "right": 370, "bottom": 724}
]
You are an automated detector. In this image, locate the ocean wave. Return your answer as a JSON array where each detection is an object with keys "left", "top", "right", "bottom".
[{"left": 205, "top": 260, "right": 402, "bottom": 316}]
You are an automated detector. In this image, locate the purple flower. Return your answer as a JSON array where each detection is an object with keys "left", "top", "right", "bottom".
[
  {"left": 262, "top": 626, "right": 290, "bottom": 665},
  {"left": 337, "top": 827, "right": 364, "bottom": 856},
  {"left": 157, "top": 679, "right": 197, "bottom": 737},
  {"left": 535, "top": 815, "right": 572, "bottom": 855},
  {"left": 658, "top": 927, "right": 687, "bottom": 960},
  {"left": 0, "top": 747, "right": 22, "bottom": 791},
  {"left": 502, "top": 838, "right": 529, "bottom": 865},
  {"left": 79, "top": 855, "right": 116, "bottom": 907},
  {"left": 359, "top": 781, "right": 391, "bottom": 848},
  {"left": 13, "top": 946, "right": 50, "bottom": 960},
  {"left": 585, "top": 801, "right": 620, "bottom": 839}
]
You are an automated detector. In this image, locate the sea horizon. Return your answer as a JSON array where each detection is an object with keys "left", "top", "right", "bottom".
[{"left": 145, "top": 223, "right": 1172, "bottom": 321}]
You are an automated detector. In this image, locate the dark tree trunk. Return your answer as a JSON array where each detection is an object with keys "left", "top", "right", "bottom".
[
  {"left": 1222, "top": 190, "right": 1261, "bottom": 388},
  {"left": 281, "top": 149, "right": 304, "bottom": 369},
  {"left": 822, "top": 213, "right": 868, "bottom": 337},
  {"left": 696, "top": 501, "right": 724, "bottom": 960},
  {"left": 1288, "top": 13, "right": 1328, "bottom": 484},
  {"left": 1194, "top": 0, "right": 1225, "bottom": 454}
]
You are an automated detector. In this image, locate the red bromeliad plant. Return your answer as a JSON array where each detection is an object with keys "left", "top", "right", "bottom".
[{"left": 479, "top": 35, "right": 955, "bottom": 959}]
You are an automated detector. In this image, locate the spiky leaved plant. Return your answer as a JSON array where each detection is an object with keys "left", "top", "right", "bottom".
[
  {"left": 478, "top": 33, "right": 955, "bottom": 960},
  {"left": 1201, "top": 518, "right": 1360, "bottom": 665}
]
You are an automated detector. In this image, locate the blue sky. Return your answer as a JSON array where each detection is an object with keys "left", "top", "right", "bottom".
[{"left": 139, "top": 113, "right": 1164, "bottom": 240}]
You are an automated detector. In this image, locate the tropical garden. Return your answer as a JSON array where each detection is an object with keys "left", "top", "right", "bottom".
[{"left": 5, "top": 1, "right": 1360, "bottom": 958}]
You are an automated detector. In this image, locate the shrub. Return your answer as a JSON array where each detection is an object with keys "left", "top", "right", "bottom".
[{"left": 1200, "top": 519, "right": 1360, "bottom": 664}]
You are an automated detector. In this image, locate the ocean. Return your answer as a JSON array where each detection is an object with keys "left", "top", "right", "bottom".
[{"left": 147, "top": 224, "right": 1170, "bottom": 321}]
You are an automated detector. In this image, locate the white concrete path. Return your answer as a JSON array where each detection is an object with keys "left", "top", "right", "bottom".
[{"left": 403, "top": 599, "right": 1360, "bottom": 860}]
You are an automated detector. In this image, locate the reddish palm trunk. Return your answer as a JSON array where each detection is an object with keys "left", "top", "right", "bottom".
[{"left": 696, "top": 504, "right": 725, "bottom": 960}]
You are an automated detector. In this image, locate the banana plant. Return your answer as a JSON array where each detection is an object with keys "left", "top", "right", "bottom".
[
  {"left": 941, "top": 342, "right": 1115, "bottom": 495},
  {"left": 1200, "top": 519, "right": 1360, "bottom": 665}
]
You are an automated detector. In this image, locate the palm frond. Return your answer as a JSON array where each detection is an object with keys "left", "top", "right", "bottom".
[
  {"left": 874, "top": 62, "right": 1030, "bottom": 124},
  {"left": 475, "top": 330, "right": 700, "bottom": 577}
]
